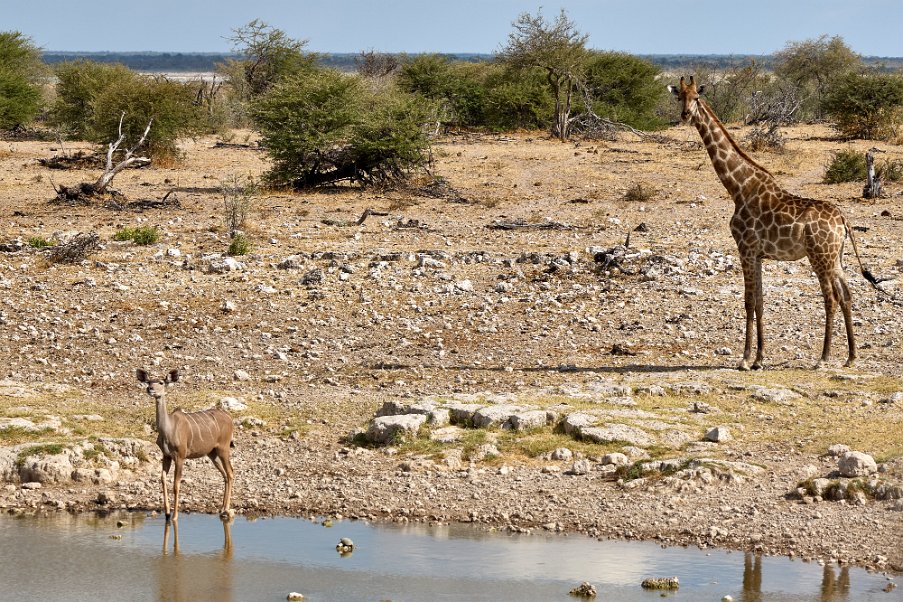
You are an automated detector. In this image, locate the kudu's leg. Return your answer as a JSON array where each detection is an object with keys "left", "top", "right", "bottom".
[
  {"left": 171, "top": 457, "right": 184, "bottom": 522},
  {"left": 210, "top": 448, "right": 235, "bottom": 517},
  {"left": 161, "top": 456, "right": 172, "bottom": 520}
]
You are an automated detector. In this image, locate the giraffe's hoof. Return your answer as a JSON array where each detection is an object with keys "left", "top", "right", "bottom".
[
  {"left": 737, "top": 362, "right": 751, "bottom": 371},
  {"left": 843, "top": 359, "right": 855, "bottom": 368},
  {"left": 751, "top": 362, "right": 763, "bottom": 370},
  {"left": 220, "top": 509, "right": 235, "bottom": 520},
  {"left": 814, "top": 361, "right": 824, "bottom": 370}
]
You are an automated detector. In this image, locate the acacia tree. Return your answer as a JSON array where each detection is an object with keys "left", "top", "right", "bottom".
[
  {"left": 774, "top": 35, "right": 861, "bottom": 120},
  {"left": 220, "top": 20, "right": 316, "bottom": 100},
  {"left": 499, "top": 9, "right": 588, "bottom": 141}
]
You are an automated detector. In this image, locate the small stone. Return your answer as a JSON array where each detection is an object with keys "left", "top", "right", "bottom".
[
  {"left": 550, "top": 448, "right": 573, "bottom": 461},
  {"left": 601, "top": 452, "right": 629, "bottom": 466},
  {"left": 569, "top": 581, "right": 597, "bottom": 597},
  {"left": 827, "top": 444, "right": 850, "bottom": 457},
  {"left": 221, "top": 300, "right": 237, "bottom": 313},
  {"left": 838, "top": 451, "right": 877, "bottom": 477},
  {"left": 233, "top": 369, "right": 251, "bottom": 381},
  {"left": 568, "top": 459, "right": 591, "bottom": 476},
  {"left": 287, "top": 593, "right": 304, "bottom": 601},
  {"left": 641, "top": 577, "right": 679, "bottom": 590},
  {"left": 704, "top": 426, "right": 731, "bottom": 443},
  {"left": 219, "top": 397, "right": 247, "bottom": 412}
]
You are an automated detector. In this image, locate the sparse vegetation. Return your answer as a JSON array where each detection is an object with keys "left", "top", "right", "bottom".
[
  {"left": 222, "top": 174, "right": 257, "bottom": 235},
  {"left": 622, "top": 182, "right": 657, "bottom": 202}
]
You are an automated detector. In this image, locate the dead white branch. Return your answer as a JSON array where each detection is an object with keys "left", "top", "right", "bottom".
[{"left": 93, "top": 113, "right": 153, "bottom": 194}]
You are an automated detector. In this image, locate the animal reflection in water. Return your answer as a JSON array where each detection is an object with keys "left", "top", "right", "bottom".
[
  {"left": 137, "top": 368, "right": 235, "bottom": 522},
  {"left": 162, "top": 518, "right": 233, "bottom": 559},
  {"left": 741, "top": 552, "right": 852, "bottom": 602},
  {"left": 160, "top": 518, "right": 234, "bottom": 602}
]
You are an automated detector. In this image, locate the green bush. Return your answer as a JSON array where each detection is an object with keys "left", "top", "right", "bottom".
[
  {"left": 227, "top": 233, "right": 252, "bottom": 256},
  {"left": 582, "top": 52, "right": 668, "bottom": 130},
  {"left": 822, "top": 73, "right": 903, "bottom": 140},
  {"left": 251, "top": 68, "right": 435, "bottom": 188},
  {"left": 51, "top": 61, "right": 205, "bottom": 160},
  {"left": 50, "top": 61, "right": 136, "bottom": 138},
  {"left": 0, "top": 31, "right": 46, "bottom": 130},
  {"left": 113, "top": 226, "right": 160, "bottom": 245},
  {"left": 89, "top": 76, "right": 205, "bottom": 160},
  {"left": 398, "top": 56, "right": 551, "bottom": 131},
  {"left": 824, "top": 149, "right": 866, "bottom": 183},
  {"left": 482, "top": 65, "right": 551, "bottom": 130}
]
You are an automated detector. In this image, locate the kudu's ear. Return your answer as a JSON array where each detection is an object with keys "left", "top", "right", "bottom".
[
  {"left": 166, "top": 369, "right": 180, "bottom": 384},
  {"left": 667, "top": 85, "right": 679, "bottom": 96},
  {"left": 136, "top": 368, "right": 149, "bottom": 383}
]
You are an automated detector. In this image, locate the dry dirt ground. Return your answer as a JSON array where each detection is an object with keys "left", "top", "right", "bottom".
[{"left": 0, "top": 123, "right": 902, "bottom": 575}]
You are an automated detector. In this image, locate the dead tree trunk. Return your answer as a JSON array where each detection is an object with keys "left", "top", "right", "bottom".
[
  {"left": 53, "top": 114, "right": 152, "bottom": 203},
  {"left": 863, "top": 148, "right": 883, "bottom": 199}
]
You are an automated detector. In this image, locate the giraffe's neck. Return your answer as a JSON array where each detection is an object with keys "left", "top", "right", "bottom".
[{"left": 692, "top": 100, "right": 774, "bottom": 202}]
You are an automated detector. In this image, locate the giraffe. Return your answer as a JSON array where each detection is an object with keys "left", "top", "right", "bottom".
[{"left": 668, "top": 76, "right": 878, "bottom": 370}]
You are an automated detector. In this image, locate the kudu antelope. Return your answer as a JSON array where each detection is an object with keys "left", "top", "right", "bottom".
[{"left": 137, "top": 368, "right": 235, "bottom": 522}]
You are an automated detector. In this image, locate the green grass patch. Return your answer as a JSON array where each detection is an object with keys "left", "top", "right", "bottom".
[
  {"left": 16, "top": 443, "right": 65, "bottom": 467},
  {"left": 27, "top": 236, "right": 53, "bottom": 248},
  {"left": 113, "top": 226, "right": 161, "bottom": 245}
]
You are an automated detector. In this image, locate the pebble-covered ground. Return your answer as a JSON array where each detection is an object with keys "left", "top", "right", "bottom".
[{"left": 0, "top": 124, "right": 901, "bottom": 574}]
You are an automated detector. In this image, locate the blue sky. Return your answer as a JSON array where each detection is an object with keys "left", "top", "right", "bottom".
[{"left": 2, "top": 0, "right": 902, "bottom": 56}]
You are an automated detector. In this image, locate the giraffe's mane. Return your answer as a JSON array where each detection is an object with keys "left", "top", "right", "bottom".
[{"left": 698, "top": 98, "right": 775, "bottom": 179}]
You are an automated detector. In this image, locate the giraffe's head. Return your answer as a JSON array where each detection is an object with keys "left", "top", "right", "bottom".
[
  {"left": 136, "top": 368, "right": 179, "bottom": 399},
  {"left": 667, "top": 76, "right": 706, "bottom": 123}
]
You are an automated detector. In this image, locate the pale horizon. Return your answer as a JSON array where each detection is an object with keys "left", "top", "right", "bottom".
[{"left": 3, "top": 0, "right": 902, "bottom": 58}]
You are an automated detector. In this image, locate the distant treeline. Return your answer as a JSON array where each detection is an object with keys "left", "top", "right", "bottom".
[{"left": 42, "top": 51, "right": 903, "bottom": 73}]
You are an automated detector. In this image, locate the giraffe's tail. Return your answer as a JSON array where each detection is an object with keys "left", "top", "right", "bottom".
[{"left": 843, "top": 218, "right": 882, "bottom": 290}]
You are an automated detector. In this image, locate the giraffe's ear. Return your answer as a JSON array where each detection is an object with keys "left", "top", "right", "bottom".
[
  {"left": 136, "top": 368, "right": 149, "bottom": 383},
  {"left": 667, "top": 85, "right": 679, "bottom": 96},
  {"left": 697, "top": 84, "right": 706, "bottom": 95},
  {"left": 166, "top": 369, "right": 180, "bottom": 384}
]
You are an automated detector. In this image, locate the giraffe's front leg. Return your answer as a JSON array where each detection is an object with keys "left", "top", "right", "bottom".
[{"left": 738, "top": 259, "right": 759, "bottom": 371}]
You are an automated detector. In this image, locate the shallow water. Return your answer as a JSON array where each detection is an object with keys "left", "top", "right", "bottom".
[{"left": 0, "top": 512, "right": 897, "bottom": 602}]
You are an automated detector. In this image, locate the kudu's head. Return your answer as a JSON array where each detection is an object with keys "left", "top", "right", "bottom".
[
  {"left": 667, "top": 76, "right": 706, "bottom": 124},
  {"left": 136, "top": 368, "right": 179, "bottom": 400}
]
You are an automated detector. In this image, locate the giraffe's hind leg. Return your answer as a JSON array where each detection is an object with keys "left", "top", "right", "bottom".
[
  {"left": 834, "top": 271, "right": 856, "bottom": 367},
  {"left": 814, "top": 270, "right": 838, "bottom": 369}
]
